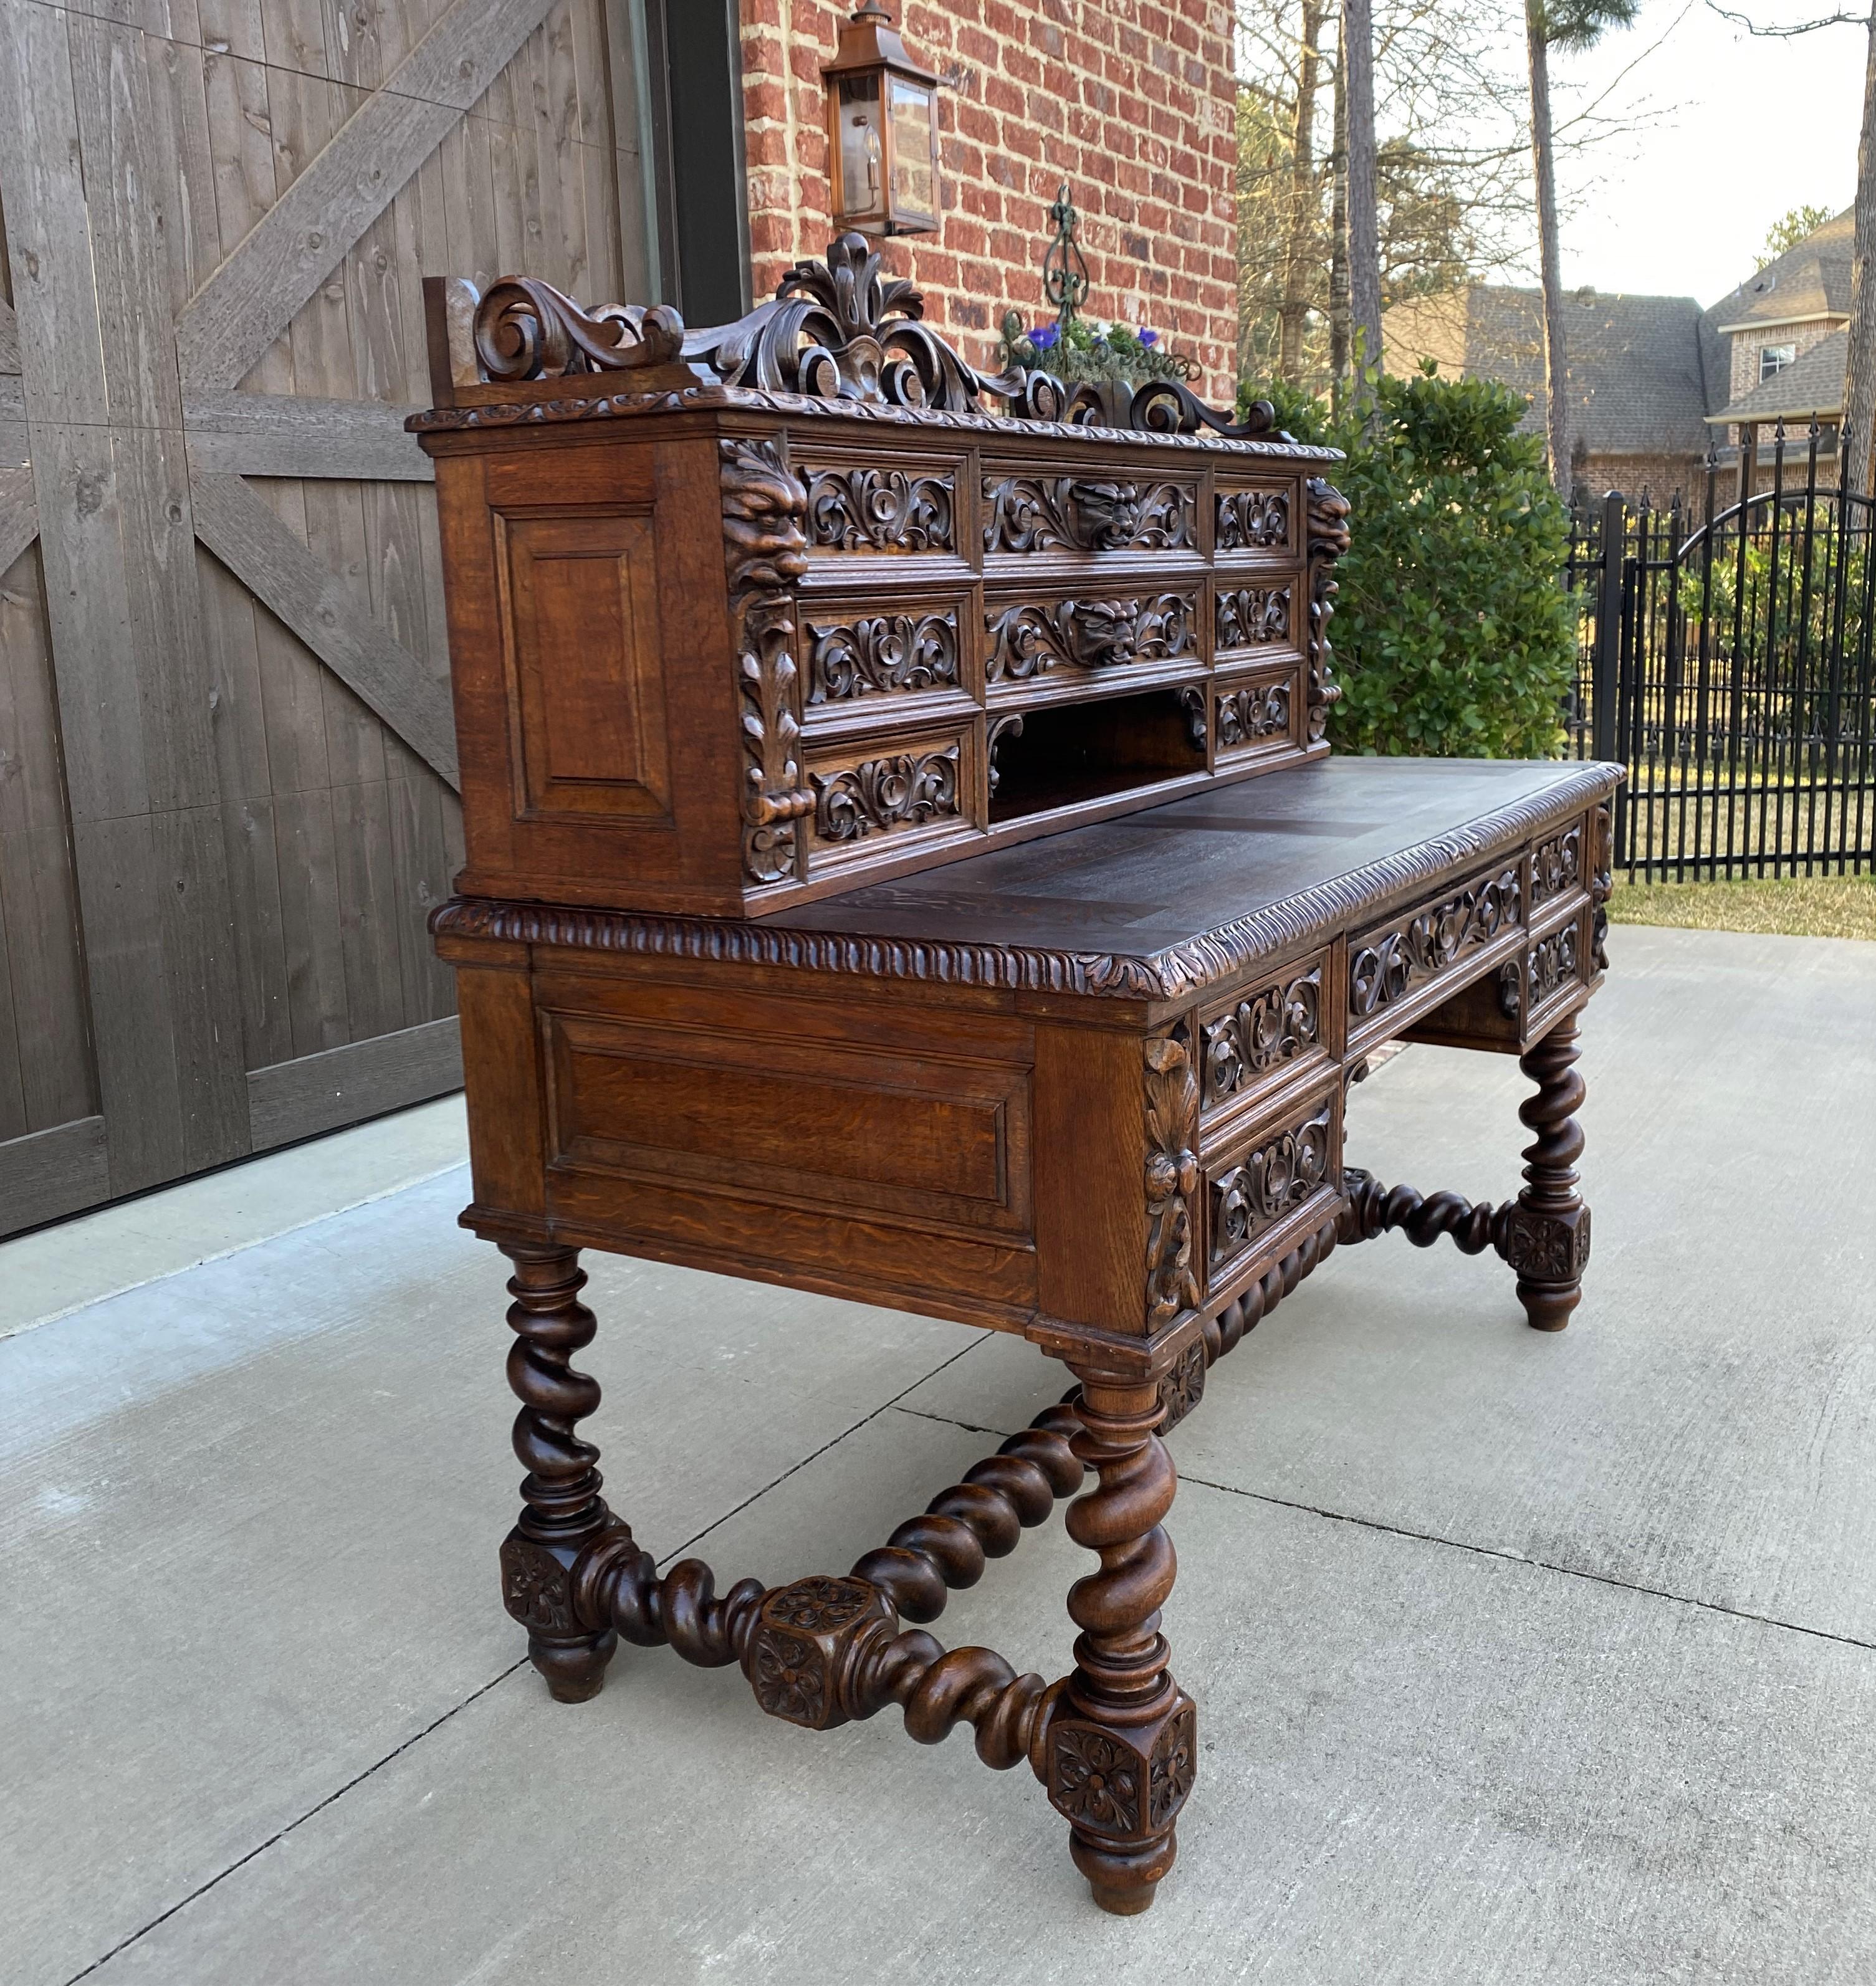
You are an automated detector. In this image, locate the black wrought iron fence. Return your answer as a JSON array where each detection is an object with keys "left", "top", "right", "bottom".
[{"left": 1564, "top": 424, "right": 1876, "bottom": 880}]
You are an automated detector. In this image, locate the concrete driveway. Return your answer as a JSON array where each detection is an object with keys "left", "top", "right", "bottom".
[{"left": 4, "top": 924, "right": 1874, "bottom": 1986}]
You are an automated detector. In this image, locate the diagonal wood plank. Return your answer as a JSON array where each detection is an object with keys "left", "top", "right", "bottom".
[
  {"left": 0, "top": 296, "right": 19, "bottom": 375},
  {"left": 191, "top": 474, "right": 459, "bottom": 788},
  {"left": 0, "top": 464, "right": 37, "bottom": 571},
  {"left": 173, "top": 0, "right": 559, "bottom": 393},
  {"left": 182, "top": 390, "right": 433, "bottom": 480}
]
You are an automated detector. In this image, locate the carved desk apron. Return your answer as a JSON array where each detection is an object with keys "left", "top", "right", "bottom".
[{"left": 416, "top": 239, "right": 1626, "bottom": 1916}]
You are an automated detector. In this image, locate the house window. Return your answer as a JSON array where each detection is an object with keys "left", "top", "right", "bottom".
[{"left": 1759, "top": 343, "right": 1797, "bottom": 383}]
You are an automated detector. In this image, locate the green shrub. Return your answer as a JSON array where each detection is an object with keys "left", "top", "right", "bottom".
[{"left": 1240, "top": 367, "right": 1576, "bottom": 758}]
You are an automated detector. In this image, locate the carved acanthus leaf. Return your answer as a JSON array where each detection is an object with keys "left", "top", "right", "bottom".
[
  {"left": 1202, "top": 969, "right": 1321, "bottom": 1107},
  {"left": 720, "top": 437, "right": 812, "bottom": 884},
  {"left": 1144, "top": 1033, "right": 1203, "bottom": 1329},
  {"left": 811, "top": 747, "right": 961, "bottom": 842},
  {"left": 1216, "top": 486, "right": 1290, "bottom": 550},
  {"left": 1349, "top": 866, "right": 1523, "bottom": 1019},
  {"left": 1215, "top": 680, "right": 1291, "bottom": 749},
  {"left": 806, "top": 611, "right": 959, "bottom": 702},
  {"left": 1216, "top": 585, "right": 1291, "bottom": 651},
  {"left": 1210, "top": 1100, "right": 1335, "bottom": 1267},
  {"left": 1303, "top": 477, "right": 1351, "bottom": 741}
]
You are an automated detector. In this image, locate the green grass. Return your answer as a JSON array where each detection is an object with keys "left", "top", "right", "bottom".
[{"left": 1609, "top": 871, "right": 1876, "bottom": 940}]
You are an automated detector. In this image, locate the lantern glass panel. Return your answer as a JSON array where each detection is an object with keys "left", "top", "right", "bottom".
[
  {"left": 888, "top": 76, "right": 937, "bottom": 222},
  {"left": 836, "top": 74, "right": 886, "bottom": 223}
]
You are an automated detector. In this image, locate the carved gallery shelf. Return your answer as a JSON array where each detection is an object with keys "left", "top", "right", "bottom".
[{"left": 418, "top": 240, "right": 1625, "bottom": 1919}]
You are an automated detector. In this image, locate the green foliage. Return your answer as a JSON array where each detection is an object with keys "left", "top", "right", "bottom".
[
  {"left": 1241, "top": 365, "right": 1577, "bottom": 757},
  {"left": 996, "top": 310, "right": 1191, "bottom": 388},
  {"left": 1756, "top": 203, "right": 1834, "bottom": 269},
  {"left": 1233, "top": 84, "right": 1479, "bottom": 391},
  {"left": 1534, "top": 0, "right": 1639, "bottom": 52}
]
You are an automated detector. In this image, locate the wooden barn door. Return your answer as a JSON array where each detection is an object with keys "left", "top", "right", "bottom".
[{"left": 0, "top": 0, "right": 661, "bottom": 1235}]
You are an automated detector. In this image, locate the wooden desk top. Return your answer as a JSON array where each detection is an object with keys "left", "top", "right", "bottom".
[{"left": 767, "top": 755, "right": 1620, "bottom": 1001}]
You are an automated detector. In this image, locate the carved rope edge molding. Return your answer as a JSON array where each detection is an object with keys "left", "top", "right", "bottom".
[
  {"left": 431, "top": 767, "right": 1622, "bottom": 1002},
  {"left": 407, "top": 383, "right": 1346, "bottom": 459}
]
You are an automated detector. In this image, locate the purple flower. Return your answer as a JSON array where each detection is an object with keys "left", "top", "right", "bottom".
[
  {"left": 1030, "top": 323, "right": 1060, "bottom": 351},
  {"left": 1138, "top": 327, "right": 1159, "bottom": 346}
]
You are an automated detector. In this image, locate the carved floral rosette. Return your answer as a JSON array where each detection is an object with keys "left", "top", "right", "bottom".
[
  {"left": 720, "top": 437, "right": 813, "bottom": 885},
  {"left": 1303, "top": 477, "right": 1352, "bottom": 742}
]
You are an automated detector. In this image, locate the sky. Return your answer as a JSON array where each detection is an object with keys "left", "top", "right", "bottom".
[{"left": 1546, "top": 0, "right": 1862, "bottom": 305}]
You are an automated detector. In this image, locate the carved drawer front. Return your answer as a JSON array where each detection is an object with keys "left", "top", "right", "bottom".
[
  {"left": 1210, "top": 664, "right": 1301, "bottom": 762},
  {"left": 1347, "top": 858, "right": 1525, "bottom": 1045},
  {"left": 1499, "top": 899, "right": 1592, "bottom": 1036},
  {"left": 1203, "top": 1080, "right": 1342, "bottom": 1287},
  {"left": 803, "top": 721, "right": 979, "bottom": 869},
  {"left": 797, "top": 457, "right": 959, "bottom": 556},
  {"left": 981, "top": 472, "right": 1197, "bottom": 555},
  {"left": 1214, "top": 480, "right": 1295, "bottom": 556},
  {"left": 1529, "top": 817, "right": 1586, "bottom": 910},
  {"left": 983, "top": 589, "right": 1200, "bottom": 692},
  {"left": 1213, "top": 578, "right": 1301, "bottom": 659},
  {"left": 800, "top": 596, "right": 973, "bottom": 722},
  {"left": 1197, "top": 953, "right": 1329, "bottom": 1121}
]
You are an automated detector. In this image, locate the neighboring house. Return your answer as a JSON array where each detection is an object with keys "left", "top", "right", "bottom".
[
  {"left": 1703, "top": 206, "right": 1850, "bottom": 477},
  {"left": 1384, "top": 284, "right": 1721, "bottom": 502},
  {"left": 1383, "top": 207, "right": 1855, "bottom": 504}
]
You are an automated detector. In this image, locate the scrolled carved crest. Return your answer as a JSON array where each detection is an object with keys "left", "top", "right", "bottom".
[
  {"left": 1144, "top": 1033, "right": 1203, "bottom": 1330},
  {"left": 472, "top": 276, "right": 686, "bottom": 381},
  {"left": 686, "top": 233, "right": 992, "bottom": 414}
]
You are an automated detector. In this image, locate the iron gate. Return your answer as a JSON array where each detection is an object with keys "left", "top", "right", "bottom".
[{"left": 1565, "top": 426, "right": 1876, "bottom": 880}]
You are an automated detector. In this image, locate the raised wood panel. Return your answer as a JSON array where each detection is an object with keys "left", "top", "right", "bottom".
[
  {"left": 499, "top": 508, "right": 672, "bottom": 820},
  {"left": 542, "top": 1010, "right": 1033, "bottom": 1235}
]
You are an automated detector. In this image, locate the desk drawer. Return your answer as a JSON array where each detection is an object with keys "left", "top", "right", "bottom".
[
  {"left": 1196, "top": 952, "right": 1330, "bottom": 1122},
  {"left": 1347, "top": 858, "right": 1524, "bottom": 1048},
  {"left": 1202, "top": 1077, "right": 1342, "bottom": 1289}
]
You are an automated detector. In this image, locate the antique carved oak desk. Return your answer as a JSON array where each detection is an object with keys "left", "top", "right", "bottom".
[{"left": 414, "top": 240, "right": 1623, "bottom": 1916}]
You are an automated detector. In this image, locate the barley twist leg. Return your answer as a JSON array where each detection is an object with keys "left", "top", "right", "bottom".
[
  {"left": 496, "top": 1245, "right": 621, "bottom": 1703},
  {"left": 1045, "top": 1364, "right": 1194, "bottom": 1916}
]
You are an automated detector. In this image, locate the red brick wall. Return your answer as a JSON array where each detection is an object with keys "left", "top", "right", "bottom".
[{"left": 737, "top": 1, "right": 1240, "bottom": 401}]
